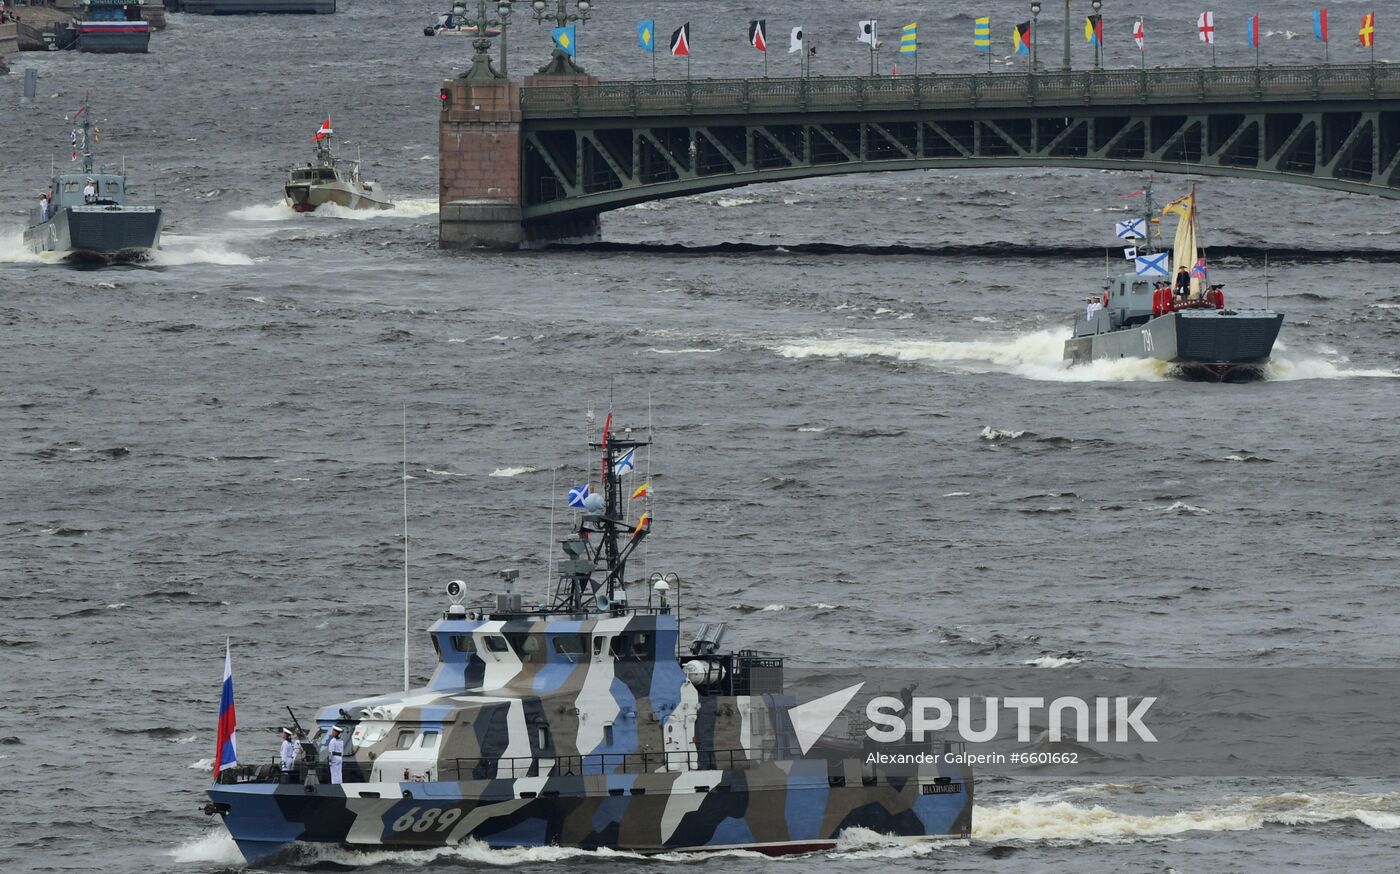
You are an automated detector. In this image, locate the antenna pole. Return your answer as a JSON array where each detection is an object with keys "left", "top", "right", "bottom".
[
  {"left": 402, "top": 406, "right": 409, "bottom": 693},
  {"left": 546, "top": 468, "right": 556, "bottom": 605},
  {"left": 1265, "top": 251, "right": 1270, "bottom": 309}
]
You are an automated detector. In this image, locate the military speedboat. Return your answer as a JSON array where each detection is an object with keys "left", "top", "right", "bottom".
[
  {"left": 1064, "top": 183, "right": 1283, "bottom": 381},
  {"left": 284, "top": 118, "right": 392, "bottom": 213},
  {"left": 206, "top": 416, "right": 973, "bottom": 861},
  {"left": 23, "top": 98, "right": 162, "bottom": 263}
]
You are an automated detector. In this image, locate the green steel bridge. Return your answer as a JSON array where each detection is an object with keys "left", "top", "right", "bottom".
[{"left": 515, "top": 63, "right": 1400, "bottom": 223}]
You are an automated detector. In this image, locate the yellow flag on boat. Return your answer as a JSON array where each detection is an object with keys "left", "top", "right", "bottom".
[
  {"left": 1161, "top": 195, "right": 1193, "bottom": 218},
  {"left": 1164, "top": 193, "right": 1200, "bottom": 297},
  {"left": 630, "top": 512, "right": 650, "bottom": 542},
  {"left": 631, "top": 481, "right": 650, "bottom": 500}
]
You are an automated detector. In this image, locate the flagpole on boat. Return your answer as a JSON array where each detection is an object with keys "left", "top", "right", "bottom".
[
  {"left": 546, "top": 468, "right": 556, "bottom": 605},
  {"left": 402, "top": 404, "right": 410, "bottom": 694}
]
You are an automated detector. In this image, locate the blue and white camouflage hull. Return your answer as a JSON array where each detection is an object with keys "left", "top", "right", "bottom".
[{"left": 209, "top": 764, "right": 971, "bottom": 862}]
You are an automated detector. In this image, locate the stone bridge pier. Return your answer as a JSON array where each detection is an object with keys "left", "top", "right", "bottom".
[{"left": 439, "top": 74, "right": 600, "bottom": 249}]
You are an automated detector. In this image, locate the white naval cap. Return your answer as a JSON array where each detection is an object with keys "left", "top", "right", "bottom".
[
  {"left": 330, "top": 725, "right": 342, "bottom": 733},
  {"left": 281, "top": 727, "right": 293, "bottom": 735}
]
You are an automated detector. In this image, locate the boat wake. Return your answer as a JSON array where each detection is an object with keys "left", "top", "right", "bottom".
[
  {"left": 776, "top": 331, "right": 1398, "bottom": 382},
  {"left": 0, "top": 226, "right": 50, "bottom": 264},
  {"left": 974, "top": 790, "right": 1400, "bottom": 844},
  {"left": 775, "top": 330, "right": 1169, "bottom": 382},
  {"left": 150, "top": 234, "right": 257, "bottom": 267},
  {"left": 229, "top": 198, "right": 438, "bottom": 222}
]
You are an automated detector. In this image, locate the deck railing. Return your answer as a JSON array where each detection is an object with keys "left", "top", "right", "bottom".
[{"left": 520, "top": 63, "right": 1400, "bottom": 119}]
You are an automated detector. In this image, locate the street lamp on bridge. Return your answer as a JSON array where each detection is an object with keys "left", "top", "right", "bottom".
[
  {"left": 1030, "top": 1, "right": 1041, "bottom": 73},
  {"left": 531, "top": 0, "right": 594, "bottom": 75},
  {"left": 459, "top": 0, "right": 514, "bottom": 81}
]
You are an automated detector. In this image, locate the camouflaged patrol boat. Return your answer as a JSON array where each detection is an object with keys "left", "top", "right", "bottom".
[
  {"left": 1064, "top": 183, "right": 1283, "bottom": 381},
  {"left": 284, "top": 118, "right": 392, "bottom": 213},
  {"left": 206, "top": 418, "right": 973, "bottom": 861}
]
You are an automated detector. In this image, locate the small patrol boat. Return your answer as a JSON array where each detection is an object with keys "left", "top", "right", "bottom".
[
  {"left": 206, "top": 416, "right": 973, "bottom": 862},
  {"left": 23, "top": 98, "right": 162, "bottom": 263},
  {"left": 1064, "top": 183, "right": 1284, "bottom": 381},
  {"left": 284, "top": 118, "right": 392, "bottom": 213},
  {"left": 74, "top": 0, "right": 151, "bottom": 53}
]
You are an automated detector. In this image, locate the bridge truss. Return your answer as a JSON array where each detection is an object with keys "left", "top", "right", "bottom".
[{"left": 518, "top": 64, "right": 1400, "bottom": 220}]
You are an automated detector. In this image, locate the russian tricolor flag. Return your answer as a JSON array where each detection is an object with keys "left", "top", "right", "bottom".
[{"left": 213, "top": 640, "right": 238, "bottom": 779}]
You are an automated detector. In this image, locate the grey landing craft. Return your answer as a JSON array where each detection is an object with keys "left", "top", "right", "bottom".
[
  {"left": 284, "top": 120, "right": 392, "bottom": 213},
  {"left": 1064, "top": 184, "right": 1283, "bottom": 382},
  {"left": 24, "top": 99, "right": 162, "bottom": 263},
  {"left": 205, "top": 418, "right": 973, "bottom": 862}
]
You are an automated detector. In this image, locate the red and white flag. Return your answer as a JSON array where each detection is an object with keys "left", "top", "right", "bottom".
[
  {"left": 1197, "top": 11, "right": 1215, "bottom": 44},
  {"left": 1133, "top": 19, "right": 1146, "bottom": 49},
  {"left": 748, "top": 19, "right": 767, "bottom": 52},
  {"left": 670, "top": 22, "right": 690, "bottom": 56},
  {"left": 312, "top": 118, "right": 333, "bottom": 141}
]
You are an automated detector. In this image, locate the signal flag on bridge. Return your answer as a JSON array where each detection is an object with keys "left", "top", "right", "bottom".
[
  {"left": 1085, "top": 14, "right": 1103, "bottom": 46},
  {"left": 670, "top": 22, "right": 690, "bottom": 56},
  {"left": 973, "top": 17, "right": 991, "bottom": 52},
  {"left": 1133, "top": 19, "right": 1145, "bottom": 49},
  {"left": 789, "top": 26, "right": 804, "bottom": 54},
  {"left": 638, "top": 19, "right": 655, "bottom": 52},
  {"left": 1246, "top": 14, "right": 1260, "bottom": 48},
  {"left": 552, "top": 25, "right": 577, "bottom": 57},
  {"left": 749, "top": 19, "right": 767, "bottom": 52},
  {"left": 1359, "top": 12, "right": 1375, "bottom": 49},
  {"left": 1313, "top": 9, "right": 1329, "bottom": 42},
  {"left": 1013, "top": 21, "right": 1031, "bottom": 55},
  {"left": 1197, "top": 11, "right": 1215, "bottom": 44}
]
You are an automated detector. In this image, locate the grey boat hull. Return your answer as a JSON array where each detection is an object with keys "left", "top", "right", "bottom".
[
  {"left": 285, "top": 180, "right": 392, "bottom": 213},
  {"left": 24, "top": 205, "right": 162, "bottom": 263},
  {"left": 171, "top": 0, "right": 334, "bottom": 13},
  {"left": 1064, "top": 309, "right": 1284, "bottom": 381}
]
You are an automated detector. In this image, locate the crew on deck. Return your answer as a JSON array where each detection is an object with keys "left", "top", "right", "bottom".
[
  {"left": 1174, "top": 265, "right": 1191, "bottom": 300},
  {"left": 279, "top": 728, "right": 297, "bottom": 782}
]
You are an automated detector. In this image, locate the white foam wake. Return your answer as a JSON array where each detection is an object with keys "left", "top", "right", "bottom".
[
  {"left": 1265, "top": 353, "right": 1399, "bottom": 381},
  {"left": 775, "top": 331, "right": 1170, "bottom": 383},
  {"left": 229, "top": 198, "right": 439, "bottom": 222},
  {"left": 0, "top": 226, "right": 50, "bottom": 264},
  {"left": 149, "top": 234, "right": 256, "bottom": 266},
  {"left": 169, "top": 829, "right": 244, "bottom": 865},
  {"left": 974, "top": 791, "right": 1400, "bottom": 844},
  {"left": 488, "top": 466, "right": 537, "bottom": 477}
]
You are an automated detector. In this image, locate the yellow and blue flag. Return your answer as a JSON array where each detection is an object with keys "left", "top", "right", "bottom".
[
  {"left": 553, "top": 25, "right": 577, "bottom": 56},
  {"left": 1085, "top": 14, "right": 1103, "bottom": 46},
  {"left": 973, "top": 17, "right": 991, "bottom": 52},
  {"left": 900, "top": 22, "right": 917, "bottom": 54},
  {"left": 638, "top": 19, "right": 655, "bottom": 52}
]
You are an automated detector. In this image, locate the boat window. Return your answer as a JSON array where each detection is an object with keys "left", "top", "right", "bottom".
[
  {"left": 609, "top": 635, "right": 630, "bottom": 658},
  {"left": 450, "top": 635, "right": 475, "bottom": 654},
  {"left": 484, "top": 635, "right": 510, "bottom": 653},
  {"left": 593, "top": 636, "right": 606, "bottom": 656},
  {"left": 632, "top": 633, "right": 650, "bottom": 656},
  {"left": 536, "top": 724, "right": 550, "bottom": 750},
  {"left": 603, "top": 723, "right": 614, "bottom": 746},
  {"left": 64, "top": 182, "right": 78, "bottom": 193},
  {"left": 552, "top": 634, "right": 586, "bottom": 657},
  {"left": 421, "top": 731, "right": 440, "bottom": 750},
  {"left": 431, "top": 636, "right": 443, "bottom": 658},
  {"left": 520, "top": 636, "right": 541, "bottom": 655},
  {"left": 105, "top": 182, "right": 120, "bottom": 193},
  {"left": 395, "top": 730, "right": 416, "bottom": 750}
]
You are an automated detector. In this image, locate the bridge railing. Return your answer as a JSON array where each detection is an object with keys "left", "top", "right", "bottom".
[{"left": 521, "top": 64, "right": 1400, "bottom": 118}]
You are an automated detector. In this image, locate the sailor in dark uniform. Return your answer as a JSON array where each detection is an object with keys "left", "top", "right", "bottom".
[
  {"left": 1174, "top": 265, "right": 1191, "bottom": 300},
  {"left": 326, "top": 725, "right": 345, "bottom": 784}
]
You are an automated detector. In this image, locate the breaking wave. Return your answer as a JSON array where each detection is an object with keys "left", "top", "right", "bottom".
[
  {"left": 1265, "top": 353, "right": 1400, "bottom": 381},
  {"left": 488, "top": 466, "right": 538, "bottom": 477},
  {"left": 974, "top": 791, "right": 1400, "bottom": 844},
  {"left": 0, "top": 226, "right": 49, "bottom": 264},
  {"left": 169, "top": 829, "right": 244, "bottom": 865}
]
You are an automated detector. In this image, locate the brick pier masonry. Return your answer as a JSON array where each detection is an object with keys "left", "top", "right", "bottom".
[{"left": 439, "top": 73, "right": 600, "bottom": 249}]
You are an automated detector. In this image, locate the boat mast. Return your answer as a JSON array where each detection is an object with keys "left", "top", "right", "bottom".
[
  {"left": 550, "top": 420, "right": 651, "bottom": 614},
  {"left": 80, "top": 95, "right": 94, "bottom": 174}
]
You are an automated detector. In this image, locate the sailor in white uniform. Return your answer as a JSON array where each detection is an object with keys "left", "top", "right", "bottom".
[
  {"left": 280, "top": 728, "right": 297, "bottom": 782},
  {"left": 326, "top": 725, "right": 345, "bottom": 784}
]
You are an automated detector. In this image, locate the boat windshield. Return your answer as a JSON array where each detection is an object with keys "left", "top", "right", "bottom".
[{"left": 291, "top": 168, "right": 338, "bottom": 183}]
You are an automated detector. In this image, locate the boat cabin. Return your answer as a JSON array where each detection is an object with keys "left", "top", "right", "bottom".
[
  {"left": 1073, "top": 273, "right": 1156, "bottom": 337},
  {"left": 32, "top": 172, "right": 128, "bottom": 225},
  {"left": 289, "top": 165, "right": 343, "bottom": 184}
]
